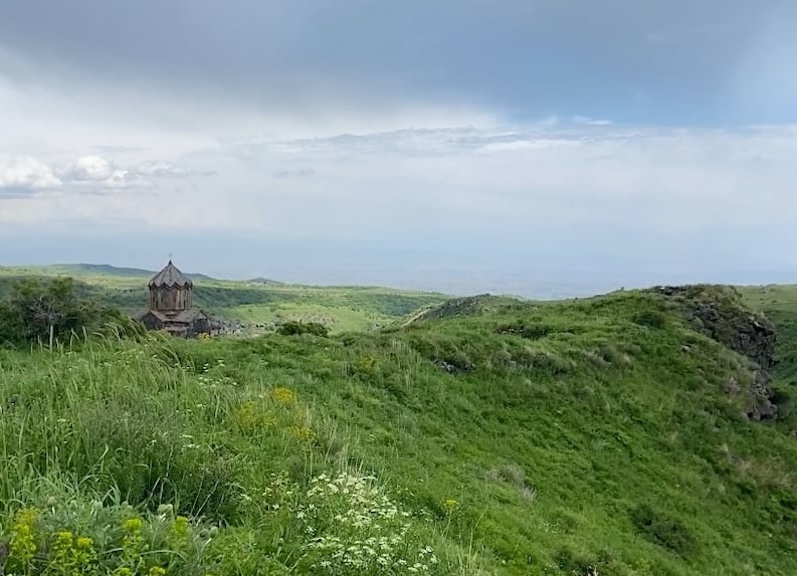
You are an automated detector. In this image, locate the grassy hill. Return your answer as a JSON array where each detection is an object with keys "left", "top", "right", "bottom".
[
  {"left": 739, "top": 284, "right": 797, "bottom": 381},
  {"left": 0, "top": 264, "right": 449, "bottom": 334},
  {"left": 1, "top": 283, "right": 796, "bottom": 575}
]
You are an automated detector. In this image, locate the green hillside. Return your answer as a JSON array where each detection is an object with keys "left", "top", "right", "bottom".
[
  {"left": 0, "top": 265, "right": 449, "bottom": 334},
  {"left": 1, "top": 283, "right": 796, "bottom": 575},
  {"left": 740, "top": 284, "right": 797, "bottom": 381}
]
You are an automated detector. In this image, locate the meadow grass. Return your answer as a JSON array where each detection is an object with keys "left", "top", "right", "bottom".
[
  {"left": 0, "top": 333, "right": 486, "bottom": 575},
  {"left": 1, "top": 286, "right": 797, "bottom": 574}
]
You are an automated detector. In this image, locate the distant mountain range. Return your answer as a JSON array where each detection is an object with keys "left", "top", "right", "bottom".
[{"left": 32, "top": 263, "right": 219, "bottom": 281}]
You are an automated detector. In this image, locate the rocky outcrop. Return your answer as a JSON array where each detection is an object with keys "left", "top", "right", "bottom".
[{"left": 652, "top": 285, "right": 779, "bottom": 421}]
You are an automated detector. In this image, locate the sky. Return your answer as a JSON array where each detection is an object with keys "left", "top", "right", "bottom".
[{"left": 1, "top": 0, "right": 797, "bottom": 297}]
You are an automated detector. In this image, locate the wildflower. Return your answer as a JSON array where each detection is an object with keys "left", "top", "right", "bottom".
[
  {"left": 234, "top": 401, "right": 257, "bottom": 427},
  {"left": 9, "top": 507, "right": 39, "bottom": 565},
  {"left": 121, "top": 516, "right": 146, "bottom": 565},
  {"left": 148, "top": 567, "right": 167, "bottom": 576},
  {"left": 52, "top": 530, "right": 74, "bottom": 562},
  {"left": 122, "top": 517, "right": 143, "bottom": 533},
  {"left": 443, "top": 498, "right": 458, "bottom": 511},
  {"left": 271, "top": 386, "right": 295, "bottom": 404},
  {"left": 169, "top": 515, "right": 190, "bottom": 547},
  {"left": 291, "top": 425, "right": 315, "bottom": 442}
]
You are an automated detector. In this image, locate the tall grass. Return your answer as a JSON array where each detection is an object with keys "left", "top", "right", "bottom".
[{"left": 0, "top": 334, "right": 486, "bottom": 575}]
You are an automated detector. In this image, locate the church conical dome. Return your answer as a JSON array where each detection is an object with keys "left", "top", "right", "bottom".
[{"left": 148, "top": 260, "right": 193, "bottom": 289}]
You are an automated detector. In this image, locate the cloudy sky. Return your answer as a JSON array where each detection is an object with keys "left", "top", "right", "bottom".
[{"left": 1, "top": 1, "right": 797, "bottom": 296}]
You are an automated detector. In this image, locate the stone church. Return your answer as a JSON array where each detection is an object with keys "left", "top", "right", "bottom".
[{"left": 133, "top": 260, "right": 213, "bottom": 337}]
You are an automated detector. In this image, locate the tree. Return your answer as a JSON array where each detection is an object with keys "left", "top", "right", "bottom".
[{"left": 0, "top": 276, "right": 120, "bottom": 348}]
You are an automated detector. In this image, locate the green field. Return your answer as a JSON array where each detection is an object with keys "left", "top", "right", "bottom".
[
  {"left": 0, "top": 264, "right": 449, "bottom": 334},
  {"left": 1, "top": 271, "right": 797, "bottom": 575}
]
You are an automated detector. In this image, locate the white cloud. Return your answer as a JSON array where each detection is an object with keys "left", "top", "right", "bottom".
[
  {"left": 55, "top": 155, "right": 154, "bottom": 192},
  {"left": 0, "top": 155, "right": 61, "bottom": 195},
  {"left": 4, "top": 116, "right": 797, "bottom": 238},
  {"left": 61, "top": 155, "right": 114, "bottom": 181},
  {"left": 76, "top": 121, "right": 784, "bottom": 241},
  {"left": 105, "top": 168, "right": 154, "bottom": 190},
  {"left": 2, "top": 48, "right": 797, "bottom": 286},
  {"left": 135, "top": 161, "right": 216, "bottom": 178}
]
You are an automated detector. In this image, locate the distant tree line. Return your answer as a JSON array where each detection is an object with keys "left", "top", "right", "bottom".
[{"left": 0, "top": 276, "right": 136, "bottom": 348}]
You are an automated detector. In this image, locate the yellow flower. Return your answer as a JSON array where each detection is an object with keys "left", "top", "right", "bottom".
[
  {"left": 76, "top": 536, "right": 94, "bottom": 549},
  {"left": 13, "top": 507, "right": 40, "bottom": 527},
  {"left": 173, "top": 515, "right": 189, "bottom": 533},
  {"left": 53, "top": 530, "right": 74, "bottom": 557},
  {"left": 443, "top": 498, "right": 458, "bottom": 511},
  {"left": 9, "top": 507, "right": 40, "bottom": 564},
  {"left": 148, "top": 566, "right": 167, "bottom": 576},
  {"left": 122, "top": 516, "right": 143, "bottom": 532},
  {"left": 169, "top": 515, "right": 190, "bottom": 546},
  {"left": 271, "top": 386, "right": 295, "bottom": 404},
  {"left": 291, "top": 425, "right": 315, "bottom": 442}
]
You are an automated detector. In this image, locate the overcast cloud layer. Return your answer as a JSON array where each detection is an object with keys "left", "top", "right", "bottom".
[{"left": 1, "top": 0, "right": 797, "bottom": 296}]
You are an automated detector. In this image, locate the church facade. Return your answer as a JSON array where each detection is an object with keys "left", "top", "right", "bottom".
[{"left": 133, "top": 260, "right": 214, "bottom": 337}]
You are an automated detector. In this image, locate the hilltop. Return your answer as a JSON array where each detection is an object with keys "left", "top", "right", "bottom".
[{"left": 1, "top": 281, "right": 796, "bottom": 575}]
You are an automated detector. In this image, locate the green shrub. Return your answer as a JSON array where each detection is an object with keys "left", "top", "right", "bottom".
[
  {"left": 629, "top": 504, "right": 698, "bottom": 558},
  {"left": 276, "top": 321, "right": 330, "bottom": 337},
  {"left": 634, "top": 309, "right": 668, "bottom": 329}
]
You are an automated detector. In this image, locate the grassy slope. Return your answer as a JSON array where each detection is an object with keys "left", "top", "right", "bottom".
[
  {"left": 740, "top": 284, "right": 797, "bottom": 380},
  {"left": 2, "top": 286, "right": 797, "bottom": 575},
  {"left": 0, "top": 265, "right": 448, "bottom": 334}
]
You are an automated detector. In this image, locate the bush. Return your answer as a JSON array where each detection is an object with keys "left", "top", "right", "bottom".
[
  {"left": 634, "top": 309, "right": 668, "bottom": 329},
  {"left": 276, "top": 321, "right": 330, "bottom": 338},
  {"left": 494, "top": 322, "right": 552, "bottom": 340},
  {"left": 629, "top": 504, "right": 698, "bottom": 558},
  {"left": 0, "top": 276, "right": 120, "bottom": 347}
]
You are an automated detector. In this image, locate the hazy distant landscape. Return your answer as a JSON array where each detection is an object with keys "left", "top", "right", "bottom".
[{"left": 0, "top": 263, "right": 451, "bottom": 334}]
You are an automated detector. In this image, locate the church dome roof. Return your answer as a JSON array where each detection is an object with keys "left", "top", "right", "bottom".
[{"left": 148, "top": 260, "right": 193, "bottom": 288}]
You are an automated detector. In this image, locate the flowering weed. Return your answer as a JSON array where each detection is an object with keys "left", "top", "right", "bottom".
[
  {"left": 0, "top": 500, "right": 216, "bottom": 576},
  {"left": 261, "top": 470, "right": 447, "bottom": 575}
]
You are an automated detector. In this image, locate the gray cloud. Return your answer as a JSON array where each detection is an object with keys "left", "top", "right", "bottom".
[
  {"left": 91, "top": 145, "right": 149, "bottom": 154},
  {"left": 273, "top": 168, "right": 315, "bottom": 179},
  {"left": 0, "top": 187, "right": 48, "bottom": 199},
  {"left": 0, "top": 1, "right": 794, "bottom": 122}
]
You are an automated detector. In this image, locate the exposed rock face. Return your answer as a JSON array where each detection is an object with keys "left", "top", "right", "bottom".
[
  {"left": 749, "top": 371, "right": 779, "bottom": 422},
  {"left": 652, "top": 285, "right": 779, "bottom": 421}
]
